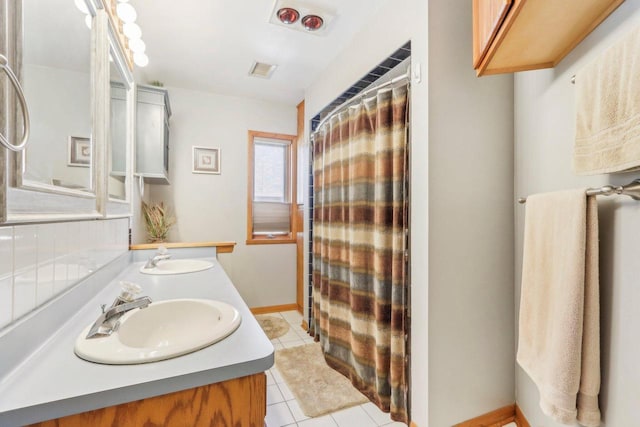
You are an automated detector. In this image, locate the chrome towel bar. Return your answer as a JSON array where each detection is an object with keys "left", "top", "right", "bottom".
[
  {"left": 0, "top": 53, "right": 30, "bottom": 152},
  {"left": 518, "top": 179, "right": 640, "bottom": 204}
]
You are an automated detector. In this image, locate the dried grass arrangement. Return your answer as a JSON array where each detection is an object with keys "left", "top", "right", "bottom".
[{"left": 142, "top": 201, "right": 176, "bottom": 243}]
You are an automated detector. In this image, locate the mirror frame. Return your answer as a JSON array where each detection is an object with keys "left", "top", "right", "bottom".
[
  {"left": 104, "top": 19, "right": 134, "bottom": 218},
  {"left": 0, "top": 0, "right": 134, "bottom": 223}
]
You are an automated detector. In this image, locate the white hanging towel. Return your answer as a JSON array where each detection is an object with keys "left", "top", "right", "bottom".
[
  {"left": 517, "top": 189, "right": 601, "bottom": 427},
  {"left": 573, "top": 26, "right": 640, "bottom": 174}
]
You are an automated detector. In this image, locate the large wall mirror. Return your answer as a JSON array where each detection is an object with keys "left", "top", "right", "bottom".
[
  {"left": 0, "top": 0, "right": 135, "bottom": 222},
  {"left": 0, "top": 0, "right": 103, "bottom": 222},
  {"left": 19, "top": 0, "right": 95, "bottom": 194}
]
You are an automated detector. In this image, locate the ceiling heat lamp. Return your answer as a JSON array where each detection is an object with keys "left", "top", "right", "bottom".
[
  {"left": 277, "top": 7, "right": 300, "bottom": 24},
  {"left": 301, "top": 14, "right": 323, "bottom": 31},
  {"left": 269, "top": 0, "right": 334, "bottom": 36}
]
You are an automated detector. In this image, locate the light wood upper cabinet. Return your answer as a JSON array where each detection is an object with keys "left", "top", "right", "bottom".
[
  {"left": 473, "top": 0, "right": 512, "bottom": 69},
  {"left": 473, "top": 0, "right": 625, "bottom": 76}
]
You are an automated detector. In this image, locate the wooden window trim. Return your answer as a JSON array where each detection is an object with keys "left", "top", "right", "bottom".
[{"left": 247, "top": 130, "right": 297, "bottom": 245}]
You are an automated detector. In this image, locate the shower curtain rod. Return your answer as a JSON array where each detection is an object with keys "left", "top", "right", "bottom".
[
  {"left": 314, "top": 69, "right": 411, "bottom": 131},
  {"left": 517, "top": 179, "right": 640, "bottom": 203}
]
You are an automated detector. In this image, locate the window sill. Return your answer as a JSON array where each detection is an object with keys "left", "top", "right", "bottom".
[{"left": 246, "top": 236, "right": 296, "bottom": 245}]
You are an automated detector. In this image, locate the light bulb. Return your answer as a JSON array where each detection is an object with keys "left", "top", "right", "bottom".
[
  {"left": 123, "top": 22, "right": 142, "bottom": 40},
  {"left": 134, "top": 53, "right": 149, "bottom": 67},
  {"left": 85, "top": 14, "right": 92, "bottom": 30},
  {"left": 116, "top": 3, "right": 137, "bottom": 23},
  {"left": 74, "top": 0, "right": 89, "bottom": 14},
  {"left": 129, "top": 38, "right": 146, "bottom": 53}
]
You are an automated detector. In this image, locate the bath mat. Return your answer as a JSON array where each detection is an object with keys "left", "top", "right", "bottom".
[
  {"left": 255, "top": 314, "right": 290, "bottom": 340},
  {"left": 275, "top": 343, "right": 369, "bottom": 417}
]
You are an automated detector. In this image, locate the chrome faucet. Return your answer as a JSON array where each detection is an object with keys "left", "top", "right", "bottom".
[
  {"left": 143, "top": 245, "right": 171, "bottom": 269},
  {"left": 86, "top": 282, "right": 152, "bottom": 339}
]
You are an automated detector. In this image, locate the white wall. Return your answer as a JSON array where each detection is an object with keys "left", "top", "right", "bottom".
[
  {"left": 514, "top": 2, "right": 640, "bottom": 426},
  {"left": 145, "top": 86, "right": 297, "bottom": 309},
  {"left": 304, "top": 1, "right": 514, "bottom": 426},
  {"left": 427, "top": 2, "right": 515, "bottom": 425}
]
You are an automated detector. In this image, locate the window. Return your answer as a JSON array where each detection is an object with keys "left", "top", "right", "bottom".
[{"left": 247, "top": 131, "right": 297, "bottom": 244}]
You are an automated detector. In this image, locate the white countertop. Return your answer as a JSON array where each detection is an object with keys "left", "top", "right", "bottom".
[{"left": 0, "top": 254, "right": 274, "bottom": 426}]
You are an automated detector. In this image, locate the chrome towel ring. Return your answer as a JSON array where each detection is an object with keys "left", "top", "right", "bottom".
[{"left": 0, "top": 53, "right": 30, "bottom": 151}]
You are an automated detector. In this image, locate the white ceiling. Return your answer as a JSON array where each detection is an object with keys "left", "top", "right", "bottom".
[{"left": 132, "top": 0, "right": 389, "bottom": 106}]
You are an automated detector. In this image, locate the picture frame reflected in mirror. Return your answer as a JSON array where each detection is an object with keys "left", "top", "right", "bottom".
[{"left": 68, "top": 136, "right": 91, "bottom": 167}]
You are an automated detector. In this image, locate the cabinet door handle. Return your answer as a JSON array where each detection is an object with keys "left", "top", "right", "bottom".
[{"left": 0, "top": 53, "right": 30, "bottom": 152}]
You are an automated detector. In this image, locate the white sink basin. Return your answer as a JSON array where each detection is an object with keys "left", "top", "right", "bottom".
[
  {"left": 139, "top": 259, "right": 214, "bottom": 275},
  {"left": 74, "top": 299, "right": 241, "bottom": 364}
]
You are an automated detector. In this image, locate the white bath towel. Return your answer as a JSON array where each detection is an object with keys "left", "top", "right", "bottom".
[
  {"left": 573, "top": 26, "right": 640, "bottom": 174},
  {"left": 517, "top": 189, "right": 601, "bottom": 427}
]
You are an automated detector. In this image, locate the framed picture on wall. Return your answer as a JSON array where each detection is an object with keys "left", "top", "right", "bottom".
[
  {"left": 68, "top": 136, "right": 91, "bottom": 167},
  {"left": 192, "top": 146, "right": 221, "bottom": 174}
]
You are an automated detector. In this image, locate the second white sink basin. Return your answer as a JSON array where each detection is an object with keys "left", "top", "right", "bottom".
[
  {"left": 139, "top": 259, "right": 214, "bottom": 275},
  {"left": 75, "top": 299, "right": 241, "bottom": 364}
]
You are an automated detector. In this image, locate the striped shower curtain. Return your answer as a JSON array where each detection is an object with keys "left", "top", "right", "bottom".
[{"left": 311, "top": 85, "right": 409, "bottom": 423}]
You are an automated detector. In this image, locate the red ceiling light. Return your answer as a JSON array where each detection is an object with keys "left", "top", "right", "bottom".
[
  {"left": 277, "top": 7, "right": 300, "bottom": 25},
  {"left": 301, "top": 14, "right": 324, "bottom": 31}
]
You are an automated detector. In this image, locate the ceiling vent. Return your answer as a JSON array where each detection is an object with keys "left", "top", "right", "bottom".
[
  {"left": 248, "top": 61, "right": 278, "bottom": 79},
  {"left": 269, "top": 0, "right": 335, "bottom": 36}
]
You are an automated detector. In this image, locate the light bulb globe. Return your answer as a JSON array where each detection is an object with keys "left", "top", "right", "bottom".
[
  {"left": 123, "top": 22, "right": 142, "bottom": 40},
  {"left": 134, "top": 52, "right": 149, "bottom": 67},
  {"left": 129, "top": 39, "right": 146, "bottom": 53},
  {"left": 116, "top": 3, "right": 137, "bottom": 23},
  {"left": 74, "top": 0, "right": 89, "bottom": 14}
]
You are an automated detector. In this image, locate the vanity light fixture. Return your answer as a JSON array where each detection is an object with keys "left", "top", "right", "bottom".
[
  {"left": 105, "top": 0, "right": 149, "bottom": 68},
  {"left": 277, "top": 7, "right": 300, "bottom": 24},
  {"left": 301, "top": 14, "right": 323, "bottom": 31}
]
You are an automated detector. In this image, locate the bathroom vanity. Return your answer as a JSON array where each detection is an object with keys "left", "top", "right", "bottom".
[{"left": 0, "top": 246, "right": 273, "bottom": 427}]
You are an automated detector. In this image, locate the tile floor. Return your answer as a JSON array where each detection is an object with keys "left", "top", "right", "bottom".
[{"left": 264, "top": 311, "right": 406, "bottom": 427}]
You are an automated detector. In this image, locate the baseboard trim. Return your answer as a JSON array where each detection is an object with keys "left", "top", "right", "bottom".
[
  {"left": 453, "top": 404, "right": 516, "bottom": 427},
  {"left": 400, "top": 404, "right": 528, "bottom": 427},
  {"left": 514, "top": 405, "right": 530, "bottom": 427},
  {"left": 250, "top": 304, "right": 298, "bottom": 314}
]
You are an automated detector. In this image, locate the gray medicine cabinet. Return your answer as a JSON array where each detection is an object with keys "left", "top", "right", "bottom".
[{"left": 136, "top": 84, "right": 171, "bottom": 185}]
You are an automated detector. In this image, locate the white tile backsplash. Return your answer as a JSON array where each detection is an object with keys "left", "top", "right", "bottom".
[
  {"left": 13, "top": 270, "right": 36, "bottom": 319},
  {"left": 0, "top": 218, "right": 129, "bottom": 330},
  {"left": 0, "top": 228, "right": 13, "bottom": 278},
  {"left": 14, "top": 225, "right": 37, "bottom": 272},
  {"left": 13, "top": 226, "right": 38, "bottom": 318},
  {"left": 0, "top": 277, "right": 12, "bottom": 329},
  {"left": 36, "top": 225, "right": 56, "bottom": 305},
  {"left": 0, "top": 229, "right": 14, "bottom": 328}
]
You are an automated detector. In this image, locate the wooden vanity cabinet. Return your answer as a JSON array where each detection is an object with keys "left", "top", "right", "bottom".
[
  {"left": 473, "top": 0, "right": 625, "bottom": 76},
  {"left": 28, "top": 373, "right": 266, "bottom": 427}
]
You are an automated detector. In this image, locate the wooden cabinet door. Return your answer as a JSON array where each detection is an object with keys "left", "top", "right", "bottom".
[{"left": 472, "top": 0, "right": 512, "bottom": 68}]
